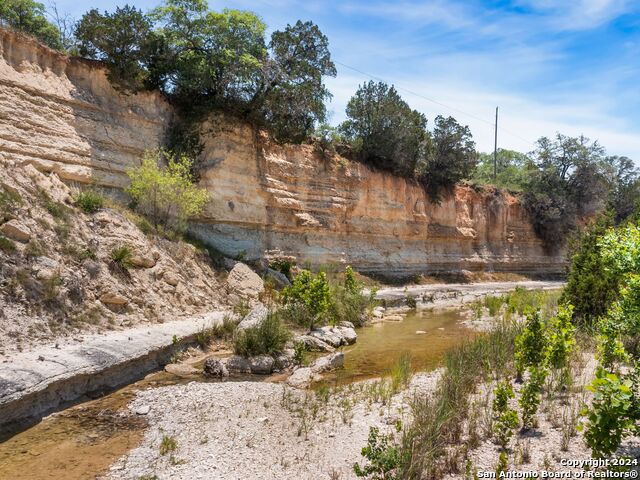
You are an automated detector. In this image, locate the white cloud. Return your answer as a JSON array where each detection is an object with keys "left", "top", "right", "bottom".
[{"left": 515, "top": 0, "right": 633, "bottom": 30}]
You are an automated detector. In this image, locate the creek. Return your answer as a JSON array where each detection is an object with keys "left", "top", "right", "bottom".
[{"left": 0, "top": 307, "right": 473, "bottom": 480}]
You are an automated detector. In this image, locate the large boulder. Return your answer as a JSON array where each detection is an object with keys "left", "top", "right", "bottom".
[
  {"left": 335, "top": 326, "right": 357, "bottom": 345},
  {"left": 237, "top": 304, "right": 269, "bottom": 331},
  {"left": 225, "top": 355, "right": 252, "bottom": 374},
  {"left": 311, "top": 352, "right": 345, "bottom": 373},
  {"left": 226, "top": 262, "right": 264, "bottom": 300},
  {"left": 298, "top": 334, "right": 335, "bottom": 353},
  {"left": 203, "top": 358, "right": 229, "bottom": 378},
  {"left": 309, "top": 327, "right": 342, "bottom": 348},
  {"left": 249, "top": 355, "right": 275, "bottom": 375}
]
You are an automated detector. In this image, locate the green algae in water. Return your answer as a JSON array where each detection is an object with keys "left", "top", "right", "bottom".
[{"left": 323, "top": 308, "right": 475, "bottom": 385}]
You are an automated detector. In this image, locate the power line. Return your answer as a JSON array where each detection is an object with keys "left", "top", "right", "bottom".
[{"left": 334, "top": 60, "right": 536, "bottom": 149}]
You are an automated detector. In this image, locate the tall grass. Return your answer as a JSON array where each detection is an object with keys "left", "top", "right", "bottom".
[
  {"left": 233, "top": 311, "right": 291, "bottom": 357},
  {"left": 401, "top": 320, "right": 521, "bottom": 479}
]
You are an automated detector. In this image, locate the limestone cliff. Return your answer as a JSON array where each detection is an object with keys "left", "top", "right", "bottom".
[{"left": 0, "top": 29, "right": 565, "bottom": 278}]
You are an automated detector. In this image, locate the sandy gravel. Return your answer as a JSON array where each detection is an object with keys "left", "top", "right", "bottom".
[{"left": 104, "top": 373, "right": 439, "bottom": 480}]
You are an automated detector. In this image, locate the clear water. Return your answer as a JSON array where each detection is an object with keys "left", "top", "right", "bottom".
[{"left": 322, "top": 307, "right": 474, "bottom": 385}]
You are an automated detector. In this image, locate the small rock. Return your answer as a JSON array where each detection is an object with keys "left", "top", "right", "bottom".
[
  {"left": 311, "top": 352, "right": 345, "bottom": 373},
  {"left": 249, "top": 354, "right": 274, "bottom": 375},
  {"left": 274, "top": 351, "right": 294, "bottom": 371},
  {"left": 383, "top": 314, "right": 404, "bottom": 322},
  {"left": 203, "top": 358, "right": 229, "bottom": 378},
  {"left": 0, "top": 219, "right": 31, "bottom": 243},
  {"left": 130, "top": 252, "right": 157, "bottom": 268},
  {"left": 237, "top": 305, "right": 269, "bottom": 331},
  {"left": 225, "top": 355, "right": 252, "bottom": 374},
  {"left": 286, "top": 367, "right": 321, "bottom": 389},
  {"left": 135, "top": 405, "right": 150, "bottom": 415},
  {"left": 165, "top": 363, "right": 199, "bottom": 377},
  {"left": 99, "top": 292, "right": 128, "bottom": 306},
  {"left": 163, "top": 271, "right": 180, "bottom": 286},
  {"left": 416, "top": 330, "right": 427, "bottom": 335}
]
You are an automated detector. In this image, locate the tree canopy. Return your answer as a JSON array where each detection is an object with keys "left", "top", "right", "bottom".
[
  {"left": 74, "top": 0, "right": 336, "bottom": 143},
  {"left": 0, "top": 0, "right": 62, "bottom": 49}
]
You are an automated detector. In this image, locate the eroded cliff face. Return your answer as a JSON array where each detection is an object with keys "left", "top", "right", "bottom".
[
  {"left": 191, "top": 119, "right": 564, "bottom": 277},
  {"left": 0, "top": 29, "right": 565, "bottom": 278},
  {"left": 0, "top": 29, "right": 172, "bottom": 187}
]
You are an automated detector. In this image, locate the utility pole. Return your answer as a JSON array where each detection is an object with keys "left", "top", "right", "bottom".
[{"left": 493, "top": 106, "right": 498, "bottom": 179}]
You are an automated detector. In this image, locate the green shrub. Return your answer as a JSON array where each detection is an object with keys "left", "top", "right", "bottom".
[
  {"left": 75, "top": 190, "right": 105, "bottom": 213},
  {"left": 110, "top": 244, "right": 133, "bottom": 269},
  {"left": 354, "top": 425, "right": 406, "bottom": 480},
  {"left": 561, "top": 216, "right": 619, "bottom": 325},
  {"left": 0, "top": 235, "right": 16, "bottom": 253},
  {"left": 492, "top": 380, "right": 519, "bottom": 448},
  {"left": 281, "top": 270, "right": 331, "bottom": 330},
  {"left": 514, "top": 309, "right": 547, "bottom": 378},
  {"left": 159, "top": 435, "right": 177, "bottom": 456},
  {"left": 233, "top": 312, "right": 290, "bottom": 357},
  {"left": 519, "top": 366, "right": 546, "bottom": 430},
  {"left": 196, "top": 315, "right": 237, "bottom": 348},
  {"left": 484, "top": 295, "right": 504, "bottom": 317},
  {"left": 126, "top": 149, "right": 209, "bottom": 231},
  {"left": 582, "top": 368, "right": 635, "bottom": 458},
  {"left": 547, "top": 304, "right": 576, "bottom": 369}
]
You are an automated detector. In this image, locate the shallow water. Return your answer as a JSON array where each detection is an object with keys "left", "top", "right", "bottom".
[
  {"left": 0, "top": 308, "right": 472, "bottom": 479},
  {"left": 322, "top": 308, "right": 474, "bottom": 385}
]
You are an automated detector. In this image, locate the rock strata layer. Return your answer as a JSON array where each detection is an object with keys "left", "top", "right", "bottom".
[{"left": 0, "top": 29, "right": 566, "bottom": 278}]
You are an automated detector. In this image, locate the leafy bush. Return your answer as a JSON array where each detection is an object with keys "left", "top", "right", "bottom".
[
  {"left": 126, "top": 149, "right": 209, "bottom": 231},
  {"left": 281, "top": 270, "right": 331, "bottom": 330},
  {"left": 354, "top": 426, "right": 405, "bottom": 480},
  {"left": 492, "top": 380, "right": 518, "bottom": 448},
  {"left": 582, "top": 369, "right": 635, "bottom": 458},
  {"left": 519, "top": 366, "right": 546, "bottom": 430},
  {"left": 75, "top": 190, "right": 105, "bottom": 213},
  {"left": 547, "top": 304, "right": 576, "bottom": 369},
  {"left": 233, "top": 312, "right": 290, "bottom": 357},
  {"left": 514, "top": 309, "right": 547, "bottom": 378}
]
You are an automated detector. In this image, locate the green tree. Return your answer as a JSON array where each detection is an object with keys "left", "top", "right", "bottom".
[
  {"left": 75, "top": 5, "right": 157, "bottom": 91},
  {"left": 125, "top": 148, "right": 209, "bottom": 231},
  {"left": 472, "top": 148, "right": 532, "bottom": 191},
  {"left": 606, "top": 155, "right": 640, "bottom": 223},
  {"left": 256, "top": 20, "right": 336, "bottom": 143},
  {"left": 417, "top": 115, "right": 477, "bottom": 199},
  {"left": 340, "top": 81, "right": 429, "bottom": 177},
  {"left": 561, "top": 215, "right": 619, "bottom": 325},
  {"left": 152, "top": 2, "right": 267, "bottom": 107},
  {"left": 523, "top": 134, "right": 612, "bottom": 248},
  {"left": 0, "top": 0, "right": 62, "bottom": 49}
]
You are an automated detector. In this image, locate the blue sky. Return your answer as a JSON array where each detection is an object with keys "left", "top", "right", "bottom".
[{"left": 52, "top": 0, "right": 640, "bottom": 159}]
